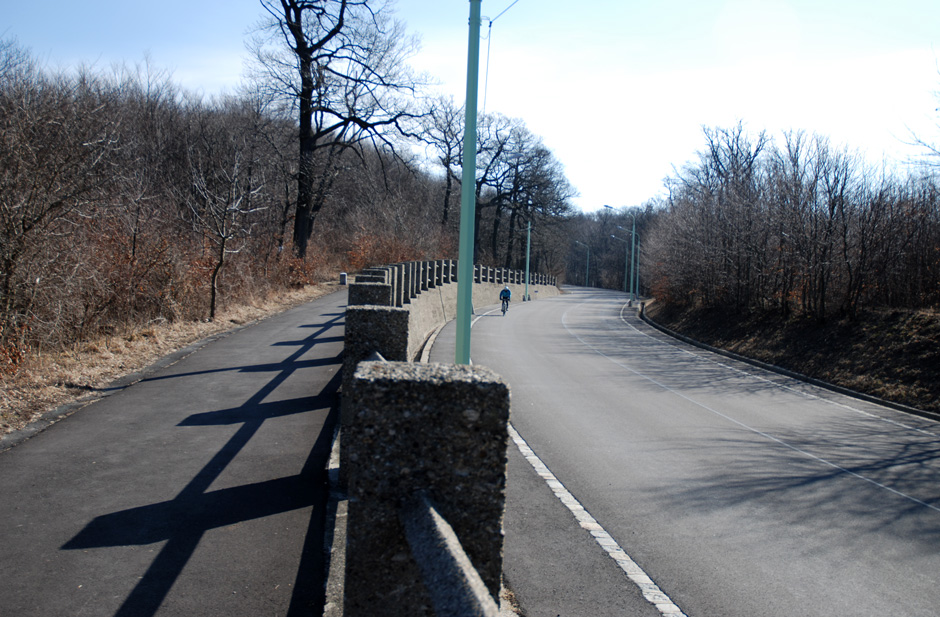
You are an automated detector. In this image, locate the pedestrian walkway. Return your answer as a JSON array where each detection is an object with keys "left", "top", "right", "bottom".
[{"left": 0, "top": 290, "right": 346, "bottom": 617}]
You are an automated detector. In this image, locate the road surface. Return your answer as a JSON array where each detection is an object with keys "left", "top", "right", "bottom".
[
  {"left": 432, "top": 287, "right": 940, "bottom": 617},
  {"left": 0, "top": 290, "right": 346, "bottom": 617}
]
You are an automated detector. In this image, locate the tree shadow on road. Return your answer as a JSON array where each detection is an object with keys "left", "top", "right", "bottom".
[{"left": 643, "top": 416, "right": 940, "bottom": 556}]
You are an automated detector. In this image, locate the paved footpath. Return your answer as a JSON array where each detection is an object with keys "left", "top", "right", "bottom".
[{"left": 0, "top": 289, "right": 346, "bottom": 617}]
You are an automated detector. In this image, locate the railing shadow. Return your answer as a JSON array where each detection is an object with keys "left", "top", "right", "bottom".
[{"left": 62, "top": 311, "right": 344, "bottom": 617}]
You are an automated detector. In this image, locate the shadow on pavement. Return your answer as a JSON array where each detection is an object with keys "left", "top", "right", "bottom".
[{"left": 62, "top": 311, "right": 344, "bottom": 617}]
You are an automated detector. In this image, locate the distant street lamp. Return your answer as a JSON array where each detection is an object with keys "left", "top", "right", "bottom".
[
  {"left": 524, "top": 220, "right": 532, "bottom": 301},
  {"left": 616, "top": 213, "right": 638, "bottom": 303},
  {"left": 610, "top": 235, "right": 630, "bottom": 296},
  {"left": 574, "top": 240, "right": 589, "bottom": 287}
]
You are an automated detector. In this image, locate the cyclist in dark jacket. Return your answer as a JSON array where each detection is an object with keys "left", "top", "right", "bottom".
[{"left": 499, "top": 286, "right": 511, "bottom": 313}]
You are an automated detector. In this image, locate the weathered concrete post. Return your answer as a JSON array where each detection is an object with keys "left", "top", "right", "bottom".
[
  {"left": 344, "top": 362, "right": 510, "bottom": 617},
  {"left": 440, "top": 259, "right": 450, "bottom": 284},
  {"left": 341, "top": 307, "right": 411, "bottom": 424},
  {"left": 393, "top": 264, "right": 405, "bottom": 307},
  {"left": 348, "top": 282, "right": 392, "bottom": 307}
]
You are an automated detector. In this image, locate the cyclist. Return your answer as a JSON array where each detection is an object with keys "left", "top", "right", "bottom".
[{"left": 499, "top": 286, "right": 511, "bottom": 314}]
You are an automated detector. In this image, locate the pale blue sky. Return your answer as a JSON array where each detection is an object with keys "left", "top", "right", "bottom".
[{"left": 5, "top": 0, "right": 940, "bottom": 210}]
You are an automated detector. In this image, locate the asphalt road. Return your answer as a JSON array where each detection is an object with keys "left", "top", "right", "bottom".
[
  {"left": 0, "top": 290, "right": 346, "bottom": 617},
  {"left": 433, "top": 287, "right": 940, "bottom": 617}
]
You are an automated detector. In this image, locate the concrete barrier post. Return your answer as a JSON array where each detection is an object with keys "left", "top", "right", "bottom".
[
  {"left": 359, "top": 268, "right": 388, "bottom": 283},
  {"left": 344, "top": 362, "right": 510, "bottom": 617},
  {"left": 411, "top": 262, "right": 420, "bottom": 299},
  {"left": 396, "top": 264, "right": 406, "bottom": 307},
  {"left": 341, "top": 307, "right": 411, "bottom": 425},
  {"left": 388, "top": 265, "right": 398, "bottom": 307},
  {"left": 348, "top": 282, "right": 392, "bottom": 307},
  {"left": 402, "top": 263, "right": 413, "bottom": 305}
]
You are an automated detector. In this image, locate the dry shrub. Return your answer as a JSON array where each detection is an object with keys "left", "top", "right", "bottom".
[
  {"left": 347, "top": 233, "right": 428, "bottom": 270},
  {"left": 0, "top": 323, "right": 30, "bottom": 376}
]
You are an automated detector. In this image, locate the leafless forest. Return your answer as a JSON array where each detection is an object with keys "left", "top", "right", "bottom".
[
  {"left": 567, "top": 122, "right": 940, "bottom": 324},
  {"left": 4, "top": 0, "right": 940, "bottom": 380},
  {"left": 648, "top": 123, "right": 940, "bottom": 319},
  {"left": 0, "top": 0, "right": 577, "bottom": 374}
]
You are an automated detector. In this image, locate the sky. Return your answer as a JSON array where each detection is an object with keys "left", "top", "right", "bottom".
[{"left": 5, "top": 0, "right": 940, "bottom": 211}]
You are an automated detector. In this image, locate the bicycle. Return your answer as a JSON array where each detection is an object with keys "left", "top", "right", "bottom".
[{"left": 501, "top": 298, "right": 509, "bottom": 315}]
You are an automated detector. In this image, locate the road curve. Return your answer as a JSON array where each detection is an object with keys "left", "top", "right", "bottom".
[{"left": 433, "top": 286, "right": 940, "bottom": 617}]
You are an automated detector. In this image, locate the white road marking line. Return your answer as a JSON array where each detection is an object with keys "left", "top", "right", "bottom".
[
  {"left": 468, "top": 308, "right": 503, "bottom": 365},
  {"left": 508, "top": 425, "right": 687, "bottom": 617},
  {"left": 560, "top": 302, "right": 940, "bottom": 515}
]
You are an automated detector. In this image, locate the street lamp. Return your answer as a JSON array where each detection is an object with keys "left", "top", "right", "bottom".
[
  {"left": 524, "top": 220, "right": 532, "bottom": 301},
  {"left": 454, "top": 0, "right": 482, "bottom": 365},
  {"left": 616, "top": 213, "right": 638, "bottom": 303},
  {"left": 610, "top": 235, "right": 630, "bottom": 296},
  {"left": 574, "top": 240, "right": 589, "bottom": 287}
]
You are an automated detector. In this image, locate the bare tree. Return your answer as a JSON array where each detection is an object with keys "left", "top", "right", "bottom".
[
  {"left": 419, "top": 95, "right": 464, "bottom": 227},
  {"left": 181, "top": 99, "right": 268, "bottom": 321},
  {"left": 0, "top": 42, "right": 121, "bottom": 347},
  {"left": 247, "top": 0, "right": 423, "bottom": 259}
]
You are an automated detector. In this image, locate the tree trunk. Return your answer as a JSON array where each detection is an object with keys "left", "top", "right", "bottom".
[
  {"left": 490, "top": 202, "right": 503, "bottom": 262},
  {"left": 504, "top": 208, "right": 518, "bottom": 269},
  {"left": 209, "top": 237, "right": 226, "bottom": 322},
  {"left": 293, "top": 48, "right": 316, "bottom": 259}
]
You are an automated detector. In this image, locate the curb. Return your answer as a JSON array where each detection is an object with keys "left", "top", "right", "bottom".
[{"left": 322, "top": 427, "right": 347, "bottom": 617}]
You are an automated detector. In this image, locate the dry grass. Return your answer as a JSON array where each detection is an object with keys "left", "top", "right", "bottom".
[
  {"left": 500, "top": 585, "right": 524, "bottom": 616},
  {"left": 0, "top": 283, "right": 340, "bottom": 436}
]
